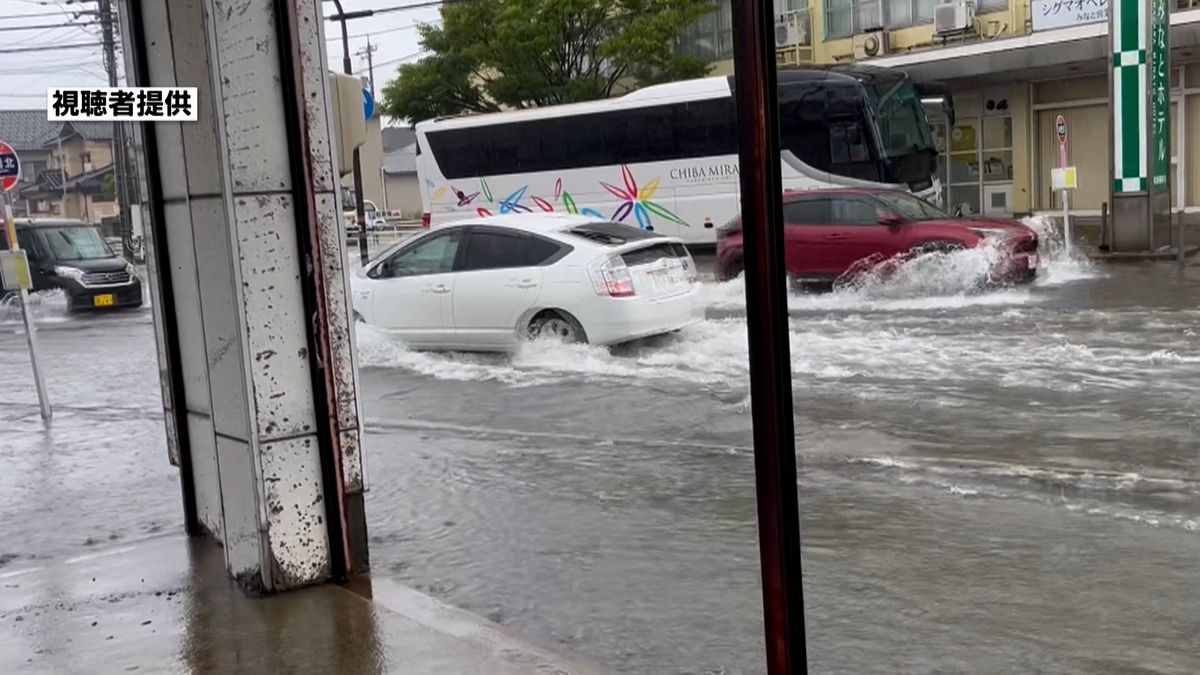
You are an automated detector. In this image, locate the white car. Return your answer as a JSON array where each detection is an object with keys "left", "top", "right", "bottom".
[
  {"left": 351, "top": 213, "right": 703, "bottom": 351},
  {"left": 344, "top": 200, "right": 388, "bottom": 231}
]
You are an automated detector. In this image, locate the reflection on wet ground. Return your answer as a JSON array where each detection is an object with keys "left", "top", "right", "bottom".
[{"left": 1, "top": 232, "right": 1198, "bottom": 673}]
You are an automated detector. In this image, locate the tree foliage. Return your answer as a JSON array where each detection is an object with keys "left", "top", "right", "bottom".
[{"left": 381, "top": 0, "right": 714, "bottom": 123}]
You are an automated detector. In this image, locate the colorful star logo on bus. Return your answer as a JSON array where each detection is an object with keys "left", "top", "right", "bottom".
[
  {"left": 474, "top": 179, "right": 537, "bottom": 216},
  {"left": 600, "top": 166, "right": 688, "bottom": 230},
  {"left": 551, "top": 177, "right": 604, "bottom": 219}
]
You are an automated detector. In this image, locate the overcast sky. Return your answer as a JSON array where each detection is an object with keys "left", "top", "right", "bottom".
[{"left": 0, "top": 0, "right": 433, "bottom": 114}]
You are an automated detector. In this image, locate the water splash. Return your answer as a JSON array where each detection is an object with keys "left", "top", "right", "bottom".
[
  {"left": 1020, "top": 214, "right": 1100, "bottom": 286},
  {"left": 701, "top": 245, "right": 1038, "bottom": 314},
  {"left": 0, "top": 289, "right": 70, "bottom": 325}
]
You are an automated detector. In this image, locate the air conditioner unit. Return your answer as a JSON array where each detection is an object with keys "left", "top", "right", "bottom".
[
  {"left": 853, "top": 31, "right": 889, "bottom": 59},
  {"left": 774, "top": 16, "right": 809, "bottom": 48},
  {"left": 934, "top": 0, "right": 975, "bottom": 36},
  {"left": 83, "top": 162, "right": 93, "bottom": 172}
]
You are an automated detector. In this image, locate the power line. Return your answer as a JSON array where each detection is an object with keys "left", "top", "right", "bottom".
[
  {"left": 0, "top": 21, "right": 101, "bottom": 32},
  {"left": 0, "top": 42, "right": 104, "bottom": 54},
  {"left": 326, "top": 0, "right": 475, "bottom": 20},
  {"left": 325, "top": 22, "right": 428, "bottom": 42},
  {"left": 371, "top": 49, "right": 424, "bottom": 68},
  {"left": 0, "top": 9, "right": 98, "bottom": 20}
]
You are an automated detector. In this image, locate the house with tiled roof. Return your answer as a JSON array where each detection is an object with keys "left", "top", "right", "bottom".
[{"left": 0, "top": 110, "right": 117, "bottom": 222}]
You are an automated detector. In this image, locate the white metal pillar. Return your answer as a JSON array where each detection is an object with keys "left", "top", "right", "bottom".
[{"left": 118, "top": 0, "right": 369, "bottom": 592}]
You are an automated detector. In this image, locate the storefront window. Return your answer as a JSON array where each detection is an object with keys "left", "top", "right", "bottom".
[{"left": 936, "top": 90, "right": 1014, "bottom": 216}]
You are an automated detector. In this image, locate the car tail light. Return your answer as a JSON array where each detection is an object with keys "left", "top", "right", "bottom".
[
  {"left": 421, "top": 212, "right": 431, "bottom": 229},
  {"left": 588, "top": 256, "right": 636, "bottom": 297}
]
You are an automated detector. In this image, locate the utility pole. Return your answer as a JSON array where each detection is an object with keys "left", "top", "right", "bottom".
[
  {"left": 331, "top": 0, "right": 370, "bottom": 265},
  {"left": 357, "top": 38, "right": 378, "bottom": 99},
  {"left": 97, "top": 0, "right": 134, "bottom": 257}
]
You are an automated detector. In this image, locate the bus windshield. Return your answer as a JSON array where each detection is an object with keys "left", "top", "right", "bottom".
[{"left": 870, "top": 80, "right": 935, "bottom": 158}]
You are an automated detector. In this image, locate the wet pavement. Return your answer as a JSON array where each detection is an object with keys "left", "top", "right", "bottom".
[
  {"left": 2, "top": 221, "right": 1199, "bottom": 673},
  {"left": 0, "top": 536, "right": 603, "bottom": 674}
]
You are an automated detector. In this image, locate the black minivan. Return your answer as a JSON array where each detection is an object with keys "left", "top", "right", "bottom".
[{"left": 2, "top": 218, "right": 143, "bottom": 311}]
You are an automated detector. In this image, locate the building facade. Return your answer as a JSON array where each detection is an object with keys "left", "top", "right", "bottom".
[
  {"left": 0, "top": 112, "right": 119, "bottom": 222},
  {"left": 685, "top": 0, "right": 1200, "bottom": 220}
]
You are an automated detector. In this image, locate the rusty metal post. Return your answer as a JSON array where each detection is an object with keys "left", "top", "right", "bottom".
[{"left": 730, "top": 0, "right": 808, "bottom": 672}]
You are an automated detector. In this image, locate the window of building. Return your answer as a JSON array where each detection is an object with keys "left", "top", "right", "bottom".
[
  {"left": 24, "top": 160, "right": 46, "bottom": 180},
  {"left": 826, "top": 0, "right": 1006, "bottom": 38},
  {"left": 933, "top": 89, "right": 1013, "bottom": 217},
  {"left": 677, "top": 0, "right": 809, "bottom": 61}
]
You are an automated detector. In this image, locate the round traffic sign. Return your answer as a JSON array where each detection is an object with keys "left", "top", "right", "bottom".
[
  {"left": 1055, "top": 115, "right": 1067, "bottom": 144},
  {"left": 363, "top": 88, "right": 375, "bottom": 120},
  {"left": 0, "top": 140, "right": 20, "bottom": 193}
]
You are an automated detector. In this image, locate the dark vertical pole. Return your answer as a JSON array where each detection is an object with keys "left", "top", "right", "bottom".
[
  {"left": 99, "top": 0, "right": 131, "bottom": 247},
  {"left": 729, "top": 0, "right": 808, "bottom": 673},
  {"left": 122, "top": 0, "right": 200, "bottom": 536}
]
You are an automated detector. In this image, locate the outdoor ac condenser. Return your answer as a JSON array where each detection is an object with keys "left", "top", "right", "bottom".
[
  {"left": 774, "top": 13, "right": 809, "bottom": 48},
  {"left": 934, "top": 0, "right": 975, "bottom": 35}
]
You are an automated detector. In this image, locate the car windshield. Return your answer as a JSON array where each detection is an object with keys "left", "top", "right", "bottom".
[
  {"left": 875, "top": 191, "right": 949, "bottom": 221},
  {"left": 37, "top": 225, "right": 115, "bottom": 261}
]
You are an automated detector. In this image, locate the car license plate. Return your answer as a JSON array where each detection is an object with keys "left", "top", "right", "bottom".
[
  {"left": 93, "top": 294, "right": 116, "bottom": 307},
  {"left": 650, "top": 269, "right": 683, "bottom": 289},
  {"left": 1026, "top": 254, "right": 1039, "bottom": 269}
]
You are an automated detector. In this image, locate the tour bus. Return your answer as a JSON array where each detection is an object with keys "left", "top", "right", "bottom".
[{"left": 413, "top": 65, "right": 952, "bottom": 245}]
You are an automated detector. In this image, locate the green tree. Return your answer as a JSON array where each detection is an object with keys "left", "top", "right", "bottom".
[
  {"left": 102, "top": 172, "right": 116, "bottom": 199},
  {"left": 381, "top": 0, "right": 714, "bottom": 123}
]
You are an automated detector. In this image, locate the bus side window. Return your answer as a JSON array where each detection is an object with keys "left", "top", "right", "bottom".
[
  {"left": 830, "top": 123, "right": 868, "bottom": 164},
  {"left": 779, "top": 94, "right": 831, "bottom": 172},
  {"left": 829, "top": 120, "right": 878, "bottom": 181}
]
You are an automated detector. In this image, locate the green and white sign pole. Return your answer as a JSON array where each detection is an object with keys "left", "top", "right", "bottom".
[{"left": 1110, "top": 0, "right": 1171, "bottom": 252}]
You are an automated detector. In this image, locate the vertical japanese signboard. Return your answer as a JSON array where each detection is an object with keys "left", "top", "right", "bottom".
[
  {"left": 1111, "top": 0, "right": 1148, "bottom": 194},
  {"left": 1150, "top": 0, "right": 1169, "bottom": 191}
]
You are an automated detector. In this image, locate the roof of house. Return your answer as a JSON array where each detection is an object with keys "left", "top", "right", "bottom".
[
  {"left": 43, "top": 121, "right": 116, "bottom": 146},
  {"left": 382, "top": 143, "right": 417, "bottom": 175},
  {"left": 0, "top": 111, "right": 115, "bottom": 152},
  {"left": 0, "top": 110, "right": 59, "bottom": 152}
]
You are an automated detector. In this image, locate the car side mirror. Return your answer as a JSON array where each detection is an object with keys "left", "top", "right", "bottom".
[{"left": 880, "top": 215, "right": 904, "bottom": 228}]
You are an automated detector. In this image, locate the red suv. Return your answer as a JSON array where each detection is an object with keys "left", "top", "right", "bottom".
[{"left": 716, "top": 188, "right": 1039, "bottom": 286}]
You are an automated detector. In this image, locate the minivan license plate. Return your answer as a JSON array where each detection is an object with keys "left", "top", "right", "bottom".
[{"left": 93, "top": 294, "right": 115, "bottom": 307}]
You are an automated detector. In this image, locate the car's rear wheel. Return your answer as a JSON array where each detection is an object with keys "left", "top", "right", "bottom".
[{"left": 527, "top": 310, "right": 587, "bottom": 344}]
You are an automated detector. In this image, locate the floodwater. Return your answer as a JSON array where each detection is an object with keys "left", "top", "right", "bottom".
[{"left": 2, "top": 220, "right": 1199, "bottom": 673}]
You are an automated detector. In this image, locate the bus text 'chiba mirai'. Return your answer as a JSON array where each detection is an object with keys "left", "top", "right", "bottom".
[{"left": 414, "top": 65, "right": 952, "bottom": 245}]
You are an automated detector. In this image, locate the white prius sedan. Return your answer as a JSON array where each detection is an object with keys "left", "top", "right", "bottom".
[{"left": 350, "top": 213, "right": 704, "bottom": 351}]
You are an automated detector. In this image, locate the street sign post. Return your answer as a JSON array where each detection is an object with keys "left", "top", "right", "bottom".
[
  {"left": 1054, "top": 115, "right": 1073, "bottom": 256},
  {"left": 0, "top": 139, "right": 51, "bottom": 421}
]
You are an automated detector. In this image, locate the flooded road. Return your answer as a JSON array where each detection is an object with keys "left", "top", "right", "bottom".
[{"left": 2, "top": 229, "right": 1199, "bottom": 673}]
